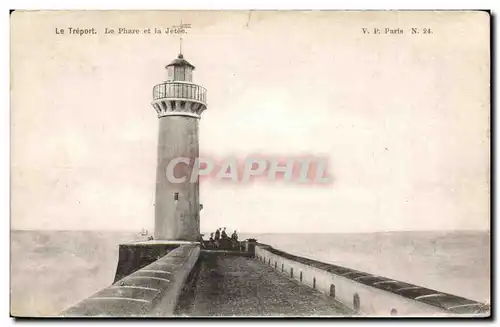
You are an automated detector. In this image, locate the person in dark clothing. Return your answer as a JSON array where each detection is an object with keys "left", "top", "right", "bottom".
[
  {"left": 230, "top": 230, "right": 239, "bottom": 250},
  {"left": 214, "top": 228, "right": 220, "bottom": 241},
  {"left": 221, "top": 227, "right": 228, "bottom": 239},
  {"left": 218, "top": 227, "right": 229, "bottom": 249}
]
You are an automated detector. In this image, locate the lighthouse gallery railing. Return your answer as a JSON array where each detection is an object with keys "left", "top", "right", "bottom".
[{"left": 153, "top": 82, "right": 207, "bottom": 104}]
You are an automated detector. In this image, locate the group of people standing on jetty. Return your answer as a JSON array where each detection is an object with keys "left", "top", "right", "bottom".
[{"left": 206, "top": 227, "right": 239, "bottom": 250}]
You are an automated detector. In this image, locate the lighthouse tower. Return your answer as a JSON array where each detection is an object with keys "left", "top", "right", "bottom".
[{"left": 151, "top": 52, "right": 207, "bottom": 241}]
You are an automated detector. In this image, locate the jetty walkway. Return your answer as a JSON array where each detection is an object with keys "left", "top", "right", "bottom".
[{"left": 176, "top": 250, "right": 352, "bottom": 316}]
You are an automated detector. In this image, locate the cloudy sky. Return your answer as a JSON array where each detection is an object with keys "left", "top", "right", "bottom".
[{"left": 11, "top": 11, "right": 490, "bottom": 233}]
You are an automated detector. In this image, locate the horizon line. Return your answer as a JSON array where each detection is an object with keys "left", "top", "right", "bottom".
[{"left": 10, "top": 228, "right": 491, "bottom": 234}]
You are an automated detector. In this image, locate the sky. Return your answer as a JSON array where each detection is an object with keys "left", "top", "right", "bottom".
[{"left": 11, "top": 11, "right": 490, "bottom": 233}]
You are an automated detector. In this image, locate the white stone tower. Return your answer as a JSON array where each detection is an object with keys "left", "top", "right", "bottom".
[{"left": 151, "top": 52, "right": 207, "bottom": 240}]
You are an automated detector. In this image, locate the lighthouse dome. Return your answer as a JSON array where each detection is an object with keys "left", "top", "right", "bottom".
[
  {"left": 165, "top": 53, "right": 195, "bottom": 82},
  {"left": 166, "top": 53, "right": 195, "bottom": 70}
]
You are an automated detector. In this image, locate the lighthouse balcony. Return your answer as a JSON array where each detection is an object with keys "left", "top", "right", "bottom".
[
  {"left": 153, "top": 81, "right": 207, "bottom": 104},
  {"left": 152, "top": 82, "right": 207, "bottom": 118}
]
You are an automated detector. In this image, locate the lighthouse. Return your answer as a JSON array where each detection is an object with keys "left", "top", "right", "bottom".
[{"left": 151, "top": 52, "right": 207, "bottom": 241}]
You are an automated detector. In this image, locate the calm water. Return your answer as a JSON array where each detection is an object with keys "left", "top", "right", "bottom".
[{"left": 10, "top": 230, "right": 490, "bottom": 317}]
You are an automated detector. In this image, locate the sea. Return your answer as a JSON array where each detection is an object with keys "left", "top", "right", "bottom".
[{"left": 10, "top": 230, "right": 490, "bottom": 317}]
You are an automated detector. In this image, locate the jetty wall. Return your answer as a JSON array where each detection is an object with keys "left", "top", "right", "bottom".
[
  {"left": 61, "top": 244, "right": 200, "bottom": 317},
  {"left": 255, "top": 243, "right": 488, "bottom": 317}
]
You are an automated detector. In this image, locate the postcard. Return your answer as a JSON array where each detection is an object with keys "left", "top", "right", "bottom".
[{"left": 10, "top": 10, "right": 491, "bottom": 317}]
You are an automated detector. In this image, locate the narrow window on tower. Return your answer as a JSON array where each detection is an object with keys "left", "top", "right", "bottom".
[
  {"left": 167, "top": 66, "right": 174, "bottom": 81},
  {"left": 185, "top": 68, "right": 192, "bottom": 82},
  {"left": 175, "top": 66, "right": 185, "bottom": 80},
  {"left": 174, "top": 192, "right": 179, "bottom": 201}
]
